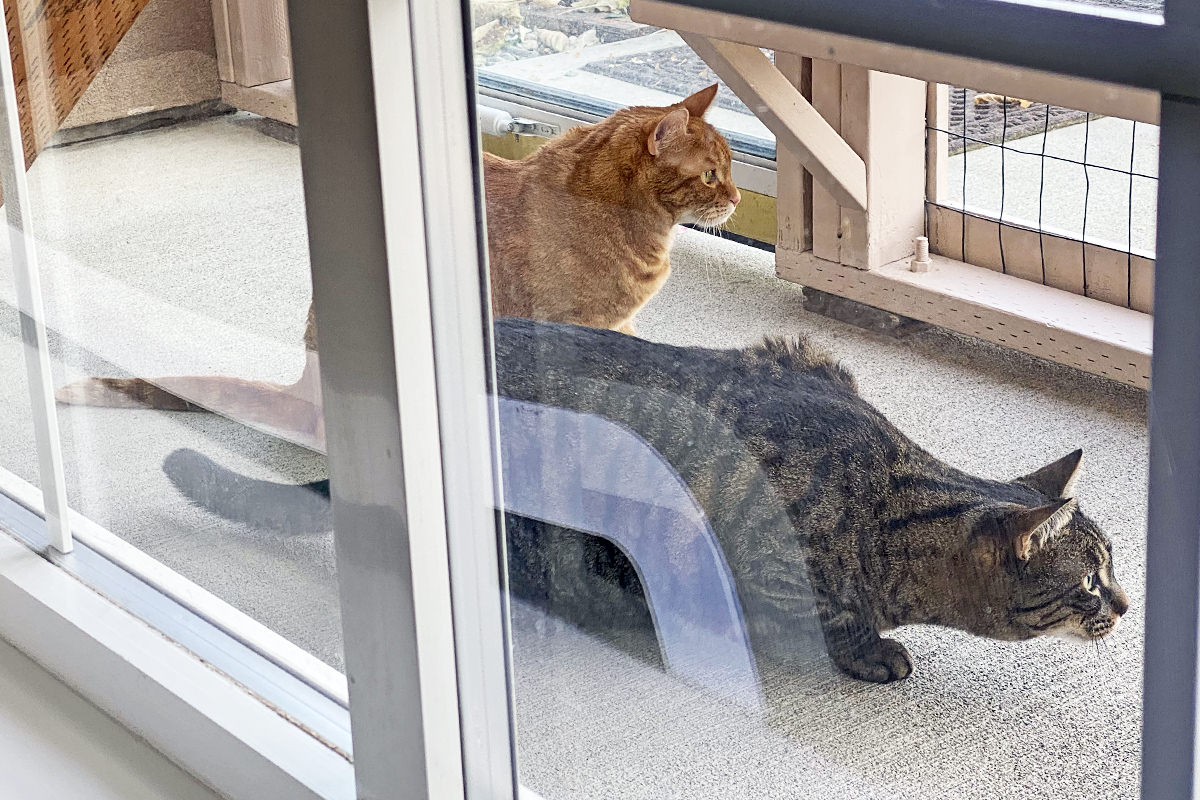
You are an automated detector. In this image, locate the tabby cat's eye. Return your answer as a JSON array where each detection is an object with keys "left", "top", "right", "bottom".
[
  {"left": 701, "top": 169, "right": 718, "bottom": 184},
  {"left": 1082, "top": 571, "right": 1100, "bottom": 594}
]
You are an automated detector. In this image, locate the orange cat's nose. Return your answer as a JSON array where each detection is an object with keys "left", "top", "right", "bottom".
[{"left": 729, "top": 188, "right": 741, "bottom": 206}]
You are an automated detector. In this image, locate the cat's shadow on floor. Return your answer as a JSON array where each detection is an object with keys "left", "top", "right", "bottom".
[{"left": 894, "top": 325, "right": 1145, "bottom": 420}]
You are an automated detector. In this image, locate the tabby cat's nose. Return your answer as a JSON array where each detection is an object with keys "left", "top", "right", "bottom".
[
  {"left": 1111, "top": 585, "right": 1130, "bottom": 617},
  {"left": 729, "top": 188, "right": 741, "bottom": 206}
]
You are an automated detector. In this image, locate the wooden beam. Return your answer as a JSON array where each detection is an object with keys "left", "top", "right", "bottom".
[
  {"left": 805, "top": 59, "right": 925, "bottom": 269},
  {"left": 211, "top": 0, "right": 236, "bottom": 82},
  {"left": 636, "top": 0, "right": 1158, "bottom": 124},
  {"left": 220, "top": 79, "right": 296, "bottom": 125},
  {"left": 838, "top": 66, "right": 926, "bottom": 269},
  {"left": 682, "top": 33, "right": 867, "bottom": 211},
  {"left": 777, "top": 248, "right": 1151, "bottom": 389}
]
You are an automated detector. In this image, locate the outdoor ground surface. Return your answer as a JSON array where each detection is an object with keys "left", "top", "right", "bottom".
[{"left": 0, "top": 113, "right": 1149, "bottom": 798}]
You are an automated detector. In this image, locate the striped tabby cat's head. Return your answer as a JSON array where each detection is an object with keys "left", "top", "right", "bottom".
[{"left": 973, "top": 449, "right": 1129, "bottom": 642}]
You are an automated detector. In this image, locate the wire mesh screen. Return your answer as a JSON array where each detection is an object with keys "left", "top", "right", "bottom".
[{"left": 927, "top": 86, "right": 1158, "bottom": 311}]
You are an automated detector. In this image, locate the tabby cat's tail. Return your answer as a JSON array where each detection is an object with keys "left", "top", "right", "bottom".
[
  {"left": 56, "top": 377, "right": 205, "bottom": 411},
  {"left": 163, "top": 448, "right": 332, "bottom": 534}
]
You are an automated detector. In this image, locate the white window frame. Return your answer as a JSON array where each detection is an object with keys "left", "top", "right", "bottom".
[
  {"left": 0, "top": 2, "right": 1194, "bottom": 800},
  {"left": 0, "top": 516, "right": 354, "bottom": 800}
]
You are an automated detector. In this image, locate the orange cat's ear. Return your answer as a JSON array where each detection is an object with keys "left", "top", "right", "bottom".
[
  {"left": 679, "top": 83, "right": 718, "bottom": 118},
  {"left": 647, "top": 108, "right": 690, "bottom": 156}
]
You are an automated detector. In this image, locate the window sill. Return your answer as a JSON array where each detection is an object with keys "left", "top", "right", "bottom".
[{"left": 0, "top": 527, "right": 354, "bottom": 800}]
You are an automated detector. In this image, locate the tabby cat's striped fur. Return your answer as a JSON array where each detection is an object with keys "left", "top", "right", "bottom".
[{"left": 164, "top": 319, "right": 1128, "bottom": 682}]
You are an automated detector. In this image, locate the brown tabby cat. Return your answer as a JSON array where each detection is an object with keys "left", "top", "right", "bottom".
[
  {"left": 55, "top": 85, "right": 739, "bottom": 446},
  {"left": 164, "top": 318, "right": 1129, "bottom": 683}
]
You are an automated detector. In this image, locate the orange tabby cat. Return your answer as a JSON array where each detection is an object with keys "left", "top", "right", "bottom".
[
  {"left": 56, "top": 85, "right": 739, "bottom": 449},
  {"left": 486, "top": 82, "right": 739, "bottom": 333}
]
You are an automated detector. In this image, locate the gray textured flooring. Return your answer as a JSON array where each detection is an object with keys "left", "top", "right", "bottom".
[{"left": 0, "top": 114, "right": 1147, "bottom": 798}]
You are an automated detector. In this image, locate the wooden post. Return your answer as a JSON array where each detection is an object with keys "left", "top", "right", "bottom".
[
  {"left": 810, "top": 59, "right": 842, "bottom": 262},
  {"left": 841, "top": 67, "right": 927, "bottom": 269},
  {"left": 211, "top": 0, "right": 296, "bottom": 124},
  {"left": 211, "top": 0, "right": 292, "bottom": 88},
  {"left": 809, "top": 62, "right": 925, "bottom": 269},
  {"left": 774, "top": 52, "right": 812, "bottom": 255},
  {"left": 926, "top": 82, "right": 949, "bottom": 204}
]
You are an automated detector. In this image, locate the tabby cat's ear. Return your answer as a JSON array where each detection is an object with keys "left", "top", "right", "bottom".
[
  {"left": 678, "top": 83, "right": 719, "bottom": 118},
  {"left": 1004, "top": 498, "right": 1078, "bottom": 561},
  {"left": 648, "top": 108, "right": 690, "bottom": 156},
  {"left": 1017, "top": 448, "right": 1084, "bottom": 498}
]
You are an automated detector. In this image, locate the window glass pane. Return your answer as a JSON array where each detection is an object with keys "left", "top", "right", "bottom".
[
  {"left": 5, "top": 0, "right": 344, "bottom": 674},
  {"left": 491, "top": 245, "right": 1146, "bottom": 798},
  {"left": 467, "top": 11, "right": 1147, "bottom": 798},
  {"left": 0, "top": 300, "right": 42, "bottom": 491}
]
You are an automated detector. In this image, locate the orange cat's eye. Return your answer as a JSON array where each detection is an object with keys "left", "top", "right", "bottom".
[{"left": 701, "top": 169, "right": 718, "bottom": 184}]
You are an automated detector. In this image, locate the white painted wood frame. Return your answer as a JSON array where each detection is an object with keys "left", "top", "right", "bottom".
[
  {"left": 632, "top": 0, "right": 1155, "bottom": 388},
  {"left": 631, "top": 0, "right": 1159, "bottom": 124},
  {"left": 680, "top": 34, "right": 866, "bottom": 211},
  {"left": 778, "top": 248, "right": 1151, "bottom": 388},
  {"left": 927, "top": 204, "right": 1155, "bottom": 314},
  {"left": 0, "top": 527, "right": 354, "bottom": 800}
]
